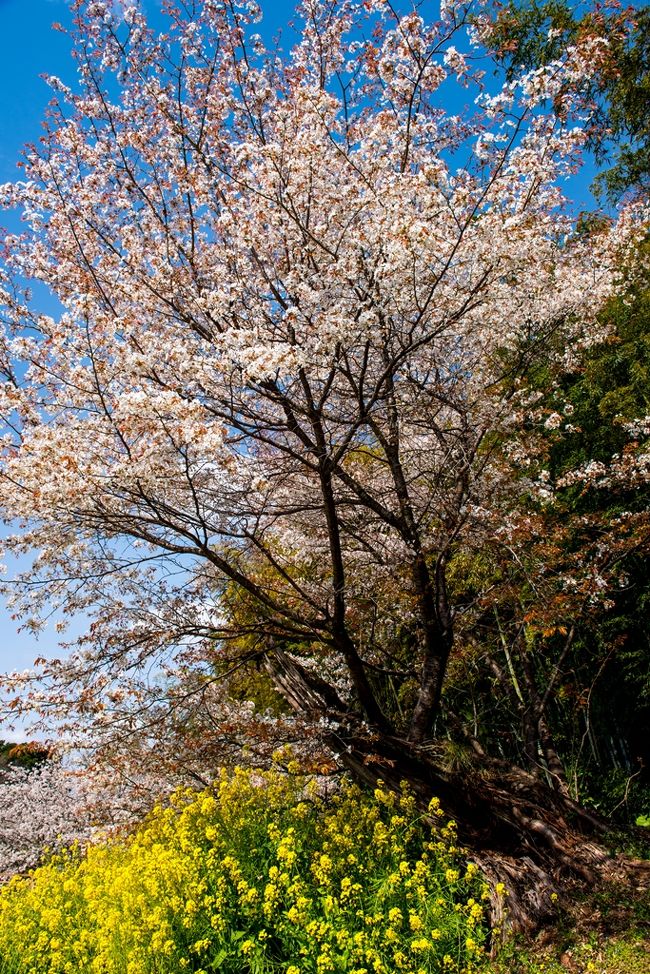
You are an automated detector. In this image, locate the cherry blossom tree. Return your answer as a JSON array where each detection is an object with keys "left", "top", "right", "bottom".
[
  {"left": 0, "top": 744, "right": 200, "bottom": 881},
  {"left": 0, "top": 758, "right": 93, "bottom": 880},
  {"left": 0, "top": 0, "right": 647, "bottom": 928}
]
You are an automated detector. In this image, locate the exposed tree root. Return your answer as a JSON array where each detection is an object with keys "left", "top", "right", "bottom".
[{"left": 267, "top": 648, "right": 650, "bottom": 938}]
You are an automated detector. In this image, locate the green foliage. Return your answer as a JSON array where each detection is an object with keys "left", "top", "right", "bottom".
[
  {"left": 549, "top": 255, "right": 650, "bottom": 481},
  {"left": 439, "top": 242, "right": 650, "bottom": 822},
  {"left": 488, "top": 2, "right": 650, "bottom": 200},
  {"left": 545, "top": 258, "right": 650, "bottom": 817},
  {"left": 0, "top": 741, "right": 51, "bottom": 772},
  {"left": 0, "top": 768, "right": 490, "bottom": 974}
]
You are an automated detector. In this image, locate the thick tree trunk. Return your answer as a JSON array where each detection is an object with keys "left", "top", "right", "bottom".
[
  {"left": 331, "top": 727, "right": 645, "bottom": 937},
  {"left": 266, "top": 648, "right": 650, "bottom": 938}
]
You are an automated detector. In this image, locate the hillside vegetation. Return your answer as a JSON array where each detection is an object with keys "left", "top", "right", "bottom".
[{"left": 1, "top": 768, "right": 647, "bottom": 974}]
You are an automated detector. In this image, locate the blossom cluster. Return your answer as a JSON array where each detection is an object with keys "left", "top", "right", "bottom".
[{"left": 0, "top": 762, "right": 94, "bottom": 881}]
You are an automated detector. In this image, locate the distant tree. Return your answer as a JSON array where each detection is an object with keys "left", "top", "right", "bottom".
[
  {"left": 0, "top": 744, "right": 93, "bottom": 880},
  {"left": 0, "top": 0, "right": 647, "bottom": 930},
  {"left": 0, "top": 739, "right": 52, "bottom": 771}
]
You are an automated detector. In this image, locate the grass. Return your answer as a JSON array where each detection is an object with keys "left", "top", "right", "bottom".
[{"left": 487, "top": 870, "right": 649, "bottom": 974}]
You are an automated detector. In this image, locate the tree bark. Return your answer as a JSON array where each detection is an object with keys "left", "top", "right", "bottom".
[{"left": 265, "top": 647, "right": 650, "bottom": 938}]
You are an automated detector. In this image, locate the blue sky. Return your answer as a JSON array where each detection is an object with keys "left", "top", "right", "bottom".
[{"left": 0, "top": 0, "right": 76, "bottom": 682}]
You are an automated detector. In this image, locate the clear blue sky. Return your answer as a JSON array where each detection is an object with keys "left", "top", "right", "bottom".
[{"left": 0, "top": 0, "right": 77, "bottom": 681}]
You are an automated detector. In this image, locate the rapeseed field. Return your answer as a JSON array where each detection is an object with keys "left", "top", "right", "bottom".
[{"left": 0, "top": 768, "right": 489, "bottom": 974}]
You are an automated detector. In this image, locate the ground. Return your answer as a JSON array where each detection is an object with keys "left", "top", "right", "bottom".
[{"left": 488, "top": 873, "right": 649, "bottom": 974}]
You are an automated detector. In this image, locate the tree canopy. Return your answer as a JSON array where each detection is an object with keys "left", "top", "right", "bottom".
[{"left": 487, "top": 0, "right": 650, "bottom": 201}]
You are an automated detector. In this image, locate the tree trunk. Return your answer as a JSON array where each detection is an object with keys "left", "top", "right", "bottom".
[
  {"left": 331, "top": 726, "right": 643, "bottom": 937},
  {"left": 266, "top": 648, "right": 650, "bottom": 938}
]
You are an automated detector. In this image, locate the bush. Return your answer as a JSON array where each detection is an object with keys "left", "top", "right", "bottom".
[{"left": 0, "top": 768, "right": 488, "bottom": 974}]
